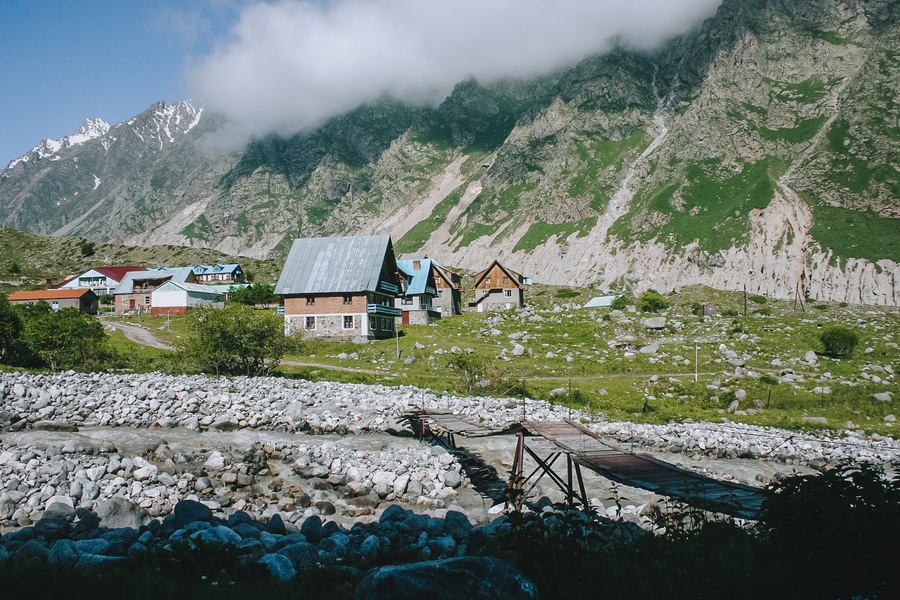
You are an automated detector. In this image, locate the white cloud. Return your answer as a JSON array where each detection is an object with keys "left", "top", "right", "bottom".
[{"left": 187, "top": 0, "right": 722, "bottom": 142}]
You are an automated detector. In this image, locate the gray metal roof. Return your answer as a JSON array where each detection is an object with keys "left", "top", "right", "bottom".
[
  {"left": 275, "top": 235, "right": 395, "bottom": 295},
  {"left": 113, "top": 267, "right": 194, "bottom": 295}
]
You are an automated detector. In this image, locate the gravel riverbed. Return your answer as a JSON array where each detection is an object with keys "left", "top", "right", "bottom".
[{"left": 1, "top": 370, "right": 898, "bottom": 576}]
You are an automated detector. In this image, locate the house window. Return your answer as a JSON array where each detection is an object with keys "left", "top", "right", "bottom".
[
  {"left": 306, "top": 296, "right": 315, "bottom": 306},
  {"left": 144, "top": 296, "right": 151, "bottom": 305},
  {"left": 51, "top": 302, "right": 59, "bottom": 310},
  {"left": 437, "top": 290, "right": 443, "bottom": 298},
  {"left": 505, "top": 289, "right": 513, "bottom": 297},
  {"left": 485, "top": 277, "right": 491, "bottom": 285},
  {"left": 413, "top": 260, "right": 421, "bottom": 270},
  {"left": 503, "top": 277, "right": 509, "bottom": 284},
  {"left": 305, "top": 316, "right": 316, "bottom": 330},
  {"left": 402, "top": 297, "right": 413, "bottom": 305},
  {"left": 343, "top": 295, "right": 353, "bottom": 305},
  {"left": 343, "top": 315, "right": 354, "bottom": 329}
]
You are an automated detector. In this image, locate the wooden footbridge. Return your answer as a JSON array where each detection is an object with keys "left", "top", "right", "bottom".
[{"left": 406, "top": 409, "right": 765, "bottom": 520}]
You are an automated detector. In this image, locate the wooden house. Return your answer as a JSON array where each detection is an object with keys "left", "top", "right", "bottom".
[
  {"left": 470, "top": 260, "right": 528, "bottom": 311},
  {"left": 275, "top": 235, "right": 405, "bottom": 339},
  {"left": 429, "top": 258, "right": 463, "bottom": 316},
  {"left": 7, "top": 288, "right": 99, "bottom": 314}
]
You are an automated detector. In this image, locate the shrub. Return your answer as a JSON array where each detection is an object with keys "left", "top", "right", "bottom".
[
  {"left": 638, "top": 289, "right": 669, "bottom": 313},
  {"left": 176, "top": 303, "right": 285, "bottom": 376},
  {"left": 839, "top": 301, "right": 849, "bottom": 308},
  {"left": 610, "top": 295, "right": 628, "bottom": 311},
  {"left": 20, "top": 306, "right": 109, "bottom": 371},
  {"left": 814, "top": 304, "right": 829, "bottom": 311},
  {"left": 753, "top": 308, "right": 772, "bottom": 316},
  {"left": 819, "top": 326, "right": 858, "bottom": 358},
  {"left": 749, "top": 295, "right": 767, "bottom": 304},
  {"left": 759, "top": 464, "right": 900, "bottom": 599},
  {"left": 554, "top": 288, "right": 580, "bottom": 299},
  {"left": 79, "top": 242, "right": 95, "bottom": 257},
  {"left": 690, "top": 302, "right": 703, "bottom": 316},
  {"left": 446, "top": 352, "right": 492, "bottom": 394}
]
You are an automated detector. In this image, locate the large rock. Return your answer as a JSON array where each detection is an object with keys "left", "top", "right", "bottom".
[
  {"left": 173, "top": 499, "right": 213, "bottom": 527},
  {"left": 640, "top": 317, "right": 666, "bottom": 329},
  {"left": 354, "top": 557, "right": 537, "bottom": 600},
  {"left": 94, "top": 497, "right": 150, "bottom": 529}
]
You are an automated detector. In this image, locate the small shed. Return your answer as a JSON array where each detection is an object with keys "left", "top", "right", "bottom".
[
  {"left": 150, "top": 281, "right": 222, "bottom": 316},
  {"left": 583, "top": 295, "right": 620, "bottom": 308}
]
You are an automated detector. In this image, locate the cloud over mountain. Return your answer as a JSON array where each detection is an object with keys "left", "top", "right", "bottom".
[{"left": 187, "top": 0, "right": 722, "bottom": 142}]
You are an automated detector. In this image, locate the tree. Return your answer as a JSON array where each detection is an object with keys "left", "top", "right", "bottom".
[
  {"left": 176, "top": 303, "right": 285, "bottom": 376},
  {"left": 610, "top": 295, "right": 628, "bottom": 311},
  {"left": 819, "top": 326, "right": 858, "bottom": 358},
  {"left": 446, "top": 352, "right": 492, "bottom": 394},
  {"left": 99, "top": 294, "right": 114, "bottom": 311},
  {"left": 0, "top": 295, "right": 22, "bottom": 364},
  {"left": 227, "top": 283, "right": 277, "bottom": 306},
  {"left": 639, "top": 289, "right": 669, "bottom": 313},
  {"left": 20, "top": 307, "right": 109, "bottom": 371},
  {"left": 80, "top": 241, "right": 95, "bottom": 257}
]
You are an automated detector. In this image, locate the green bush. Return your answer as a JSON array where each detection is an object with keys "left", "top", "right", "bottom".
[
  {"left": 754, "top": 308, "right": 772, "bottom": 316},
  {"left": 610, "top": 295, "right": 628, "bottom": 311},
  {"left": 690, "top": 302, "right": 703, "bottom": 316},
  {"left": 18, "top": 305, "right": 109, "bottom": 371},
  {"left": 638, "top": 289, "right": 669, "bottom": 313},
  {"left": 814, "top": 304, "right": 829, "bottom": 311},
  {"left": 554, "top": 288, "right": 580, "bottom": 299},
  {"left": 749, "top": 295, "right": 767, "bottom": 304},
  {"left": 176, "top": 303, "right": 285, "bottom": 376},
  {"left": 819, "top": 326, "right": 858, "bottom": 358}
]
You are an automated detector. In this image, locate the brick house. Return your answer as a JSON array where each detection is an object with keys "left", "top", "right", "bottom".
[
  {"left": 7, "top": 288, "right": 99, "bottom": 314},
  {"left": 396, "top": 258, "right": 441, "bottom": 325},
  {"left": 113, "top": 267, "right": 196, "bottom": 314},
  {"left": 275, "top": 235, "right": 405, "bottom": 339},
  {"left": 470, "top": 260, "right": 528, "bottom": 311}
]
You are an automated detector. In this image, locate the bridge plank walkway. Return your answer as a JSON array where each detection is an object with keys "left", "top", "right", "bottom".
[{"left": 522, "top": 420, "right": 765, "bottom": 519}]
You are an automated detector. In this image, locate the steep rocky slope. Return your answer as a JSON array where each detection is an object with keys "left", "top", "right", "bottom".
[{"left": 1, "top": 0, "right": 898, "bottom": 304}]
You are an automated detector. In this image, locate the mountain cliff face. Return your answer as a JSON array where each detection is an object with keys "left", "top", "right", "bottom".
[{"left": 1, "top": 0, "right": 898, "bottom": 304}]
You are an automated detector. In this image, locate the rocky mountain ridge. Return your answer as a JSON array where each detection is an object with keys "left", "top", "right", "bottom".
[{"left": 1, "top": 0, "right": 898, "bottom": 304}]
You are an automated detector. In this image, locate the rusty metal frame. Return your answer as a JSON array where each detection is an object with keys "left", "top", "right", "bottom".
[{"left": 505, "top": 430, "right": 591, "bottom": 512}]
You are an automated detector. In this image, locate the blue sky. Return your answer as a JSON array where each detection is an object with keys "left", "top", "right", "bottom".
[{"left": 0, "top": 1, "right": 241, "bottom": 165}]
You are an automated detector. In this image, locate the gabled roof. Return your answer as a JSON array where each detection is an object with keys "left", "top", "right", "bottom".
[
  {"left": 153, "top": 281, "right": 219, "bottom": 295},
  {"left": 397, "top": 259, "right": 434, "bottom": 296},
  {"left": 93, "top": 266, "right": 144, "bottom": 281},
  {"left": 114, "top": 267, "right": 194, "bottom": 294},
  {"left": 473, "top": 260, "right": 524, "bottom": 289},
  {"left": 192, "top": 264, "right": 242, "bottom": 275},
  {"left": 49, "top": 275, "right": 78, "bottom": 289},
  {"left": 428, "top": 257, "right": 461, "bottom": 289},
  {"left": 275, "top": 235, "right": 398, "bottom": 295},
  {"left": 8, "top": 288, "right": 96, "bottom": 301}
]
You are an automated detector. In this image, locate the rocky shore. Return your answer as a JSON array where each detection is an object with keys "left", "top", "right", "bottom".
[{"left": 1, "top": 370, "right": 899, "bottom": 582}]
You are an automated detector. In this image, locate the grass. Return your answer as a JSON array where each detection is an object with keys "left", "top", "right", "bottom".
[
  {"left": 808, "top": 204, "right": 900, "bottom": 264},
  {"left": 613, "top": 157, "right": 787, "bottom": 252},
  {"left": 394, "top": 184, "right": 466, "bottom": 254},
  {"left": 512, "top": 217, "right": 597, "bottom": 252}
]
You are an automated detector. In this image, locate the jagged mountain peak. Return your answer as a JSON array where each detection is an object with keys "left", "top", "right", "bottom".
[{"left": 6, "top": 117, "right": 110, "bottom": 170}]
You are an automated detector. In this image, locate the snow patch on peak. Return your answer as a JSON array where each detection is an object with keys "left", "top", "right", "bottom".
[
  {"left": 6, "top": 117, "right": 110, "bottom": 169},
  {"left": 93, "top": 175, "right": 101, "bottom": 190}
]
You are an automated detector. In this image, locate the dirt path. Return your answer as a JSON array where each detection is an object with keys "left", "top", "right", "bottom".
[{"left": 102, "top": 317, "right": 174, "bottom": 351}]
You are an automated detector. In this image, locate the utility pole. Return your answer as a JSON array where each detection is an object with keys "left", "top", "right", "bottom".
[{"left": 695, "top": 342, "right": 699, "bottom": 382}]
